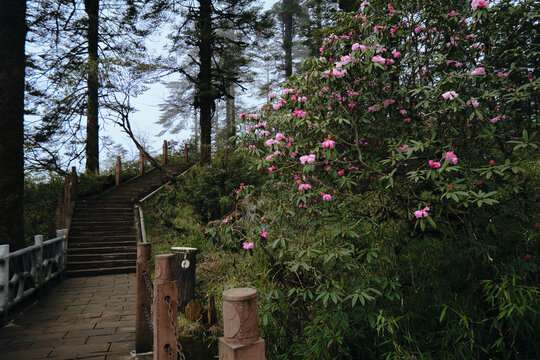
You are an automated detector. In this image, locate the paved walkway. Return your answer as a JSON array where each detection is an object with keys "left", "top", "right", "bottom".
[{"left": 0, "top": 274, "right": 141, "bottom": 360}]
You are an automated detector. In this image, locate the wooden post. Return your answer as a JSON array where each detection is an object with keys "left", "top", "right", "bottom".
[
  {"left": 136, "top": 243, "right": 153, "bottom": 353},
  {"left": 219, "top": 288, "right": 265, "bottom": 360},
  {"left": 139, "top": 150, "right": 144, "bottom": 175},
  {"left": 70, "top": 166, "right": 78, "bottom": 201},
  {"left": 162, "top": 140, "right": 168, "bottom": 166},
  {"left": 154, "top": 254, "right": 178, "bottom": 360},
  {"left": 57, "top": 197, "right": 65, "bottom": 229},
  {"left": 171, "top": 247, "right": 198, "bottom": 311},
  {"left": 63, "top": 177, "right": 71, "bottom": 226},
  {"left": 184, "top": 143, "right": 188, "bottom": 164},
  {"left": 0, "top": 244, "right": 9, "bottom": 322},
  {"left": 116, "top": 156, "right": 122, "bottom": 186}
]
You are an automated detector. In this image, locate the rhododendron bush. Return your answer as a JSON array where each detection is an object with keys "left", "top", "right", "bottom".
[{"left": 219, "top": 0, "right": 539, "bottom": 358}]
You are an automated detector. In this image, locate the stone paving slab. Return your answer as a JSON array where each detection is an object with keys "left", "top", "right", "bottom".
[{"left": 0, "top": 274, "right": 145, "bottom": 360}]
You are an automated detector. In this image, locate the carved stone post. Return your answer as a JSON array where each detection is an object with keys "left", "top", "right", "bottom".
[
  {"left": 0, "top": 244, "right": 9, "bottom": 322},
  {"left": 136, "top": 243, "right": 152, "bottom": 353},
  {"left": 34, "top": 235, "right": 44, "bottom": 290},
  {"left": 139, "top": 150, "right": 144, "bottom": 175},
  {"left": 57, "top": 229, "right": 68, "bottom": 276},
  {"left": 71, "top": 166, "right": 78, "bottom": 201},
  {"left": 184, "top": 143, "right": 188, "bottom": 164},
  {"left": 154, "top": 254, "right": 177, "bottom": 360},
  {"left": 219, "top": 288, "right": 265, "bottom": 360},
  {"left": 162, "top": 140, "right": 168, "bottom": 166},
  {"left": 171, "top": 247, "right": 198, "bottom": 311},
  {"left": 116, "top": 156, "right": 122, "bottom": 186}
]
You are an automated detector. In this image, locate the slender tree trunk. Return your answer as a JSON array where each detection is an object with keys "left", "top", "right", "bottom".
[
  {"left": 226, "top": 83, "right": 236, "bottom": 139},
  {"left": 85, "top": 0, "right": 100, "bottom": 172},
  {"left": 198, "top": 0, "right": 213, "bottom": 164},
  {"left": 193, "top": 108, "right": 199, "bottom": 151},
  {"left": 0, "top": 0, "right": 27, "bottom": 250},
  {"left": 282, "top": 0, "right": 293, "bottom": 78}
]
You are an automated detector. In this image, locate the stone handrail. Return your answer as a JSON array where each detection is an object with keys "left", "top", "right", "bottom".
[{"left": 0, "top": 229, "right": 68, "bottom": 320}]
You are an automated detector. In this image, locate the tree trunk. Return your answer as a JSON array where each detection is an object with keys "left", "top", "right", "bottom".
[
  {"left": 282, "top": 0, "right": 294, "bottom": 78},
  {"left": 198, "top": 0, "right": 213, "bottom": 164},
  {"left": 0, "top": 0, "right": 27, "bottom": 250},
  {"left": 85, "top": 0, "right": 100, "bottom": 172},
  {"left": 226, "top": 83, "right": 236, "bottom": 140}
]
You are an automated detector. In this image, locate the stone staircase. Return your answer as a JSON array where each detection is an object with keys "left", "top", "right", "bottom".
[{"left": 66, "top": 166, "right": 186, "bottom": 277}]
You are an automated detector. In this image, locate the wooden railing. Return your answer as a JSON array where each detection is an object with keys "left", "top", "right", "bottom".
[
  {"left": 0, "top": 229, "right": 68, "bottom": 321},
  {"left": 135, "top": 241, "right": 265, "bottom": 359}
]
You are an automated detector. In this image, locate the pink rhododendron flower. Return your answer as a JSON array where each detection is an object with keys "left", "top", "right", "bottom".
[
  {"left": 399, "top": 109, "right": 407, "bottom": 115},
  {"left": 471, "top": 0, "right": 489, "bottom": 10},
  {"left": 268, "top": 93, "right": 275, "bottom": 98},
  {"left": 268, "top": 166, "right": 275, "bottom": 173},
  {"left": 265, "top": 155, "right": 273, "bottom": 160},
  {"left": 260, "top": 130, "right": 270, "bottom": 136},
  {"left": 332, "top": 68, "right": 347, "bottom": 77},
  {"left": 321, "top": 138, "right": 335, "bottom": 149},
  {"left": 470, "top": 67, "right": 485, "bottom": 75},
  {"left": 445, "top": 151, "right": 458, "bottom": 164},
  {"left": 360, "top": 1, "right": 370, "bottom": 10},
  {"left": 223, "top": 218, "right": 229, "bottom": 224},
  {"left": 442, "top": 91, "right": 459, "bottom": 100},
  {"left": 299, "top": 184, "right": 312, "bottom": 191},
  {"left": 320, "top": 193, "right": 332, "bottom": 201},
  {"left": 299, "top": 154, "right": 316, "bottom": 164},
  {"left": 337, "top": 170, "right": 345, "bottom": 176},
  {"left": 391, "top": 49, "right": 401, "bottom": 58},
  {"left": 265, "top": 139, "right": 278, "bottom": 147},
  {"left": 283, "top": 88, "right": 295, "bottom": 95},
  {"left": 414, "top": 206, "right": 430, "bottom": 218},
  {"left": 429, "top": 160, "right": 441, "bottom": 168},
  {"left": 276, "top": 133, "right": 284, "bottom": 141},
  {"left": 414, "top": 26, "right": 425, "bottom": 34},
  {"left": 467, "top": 99, "right": 480, "bottom": 108},
  {"left": 260, "top": 231, "right": 268, "bottom": 238},
  {"left": 397, "top": 145, "right": 409, "bottom": 152},
  {"left": 352, "top": 43, "right": 365, "bottom": 51},
  {"left": 402, "top": 118, "right": 411, "bottom": 123},
  {"left": 490, "top": 115, "right": 505, "bottom": 123},
  {"left": 243, "top": 242, "right": 254, "bottom": 250},
  {"left": 497, "top": 71, "right": 509, "bottom": 78},
  {"left": 372, "top": 55, "right": 386, "bottom": 64},
  {"left": 257, "top": 122, "right": 266, "bottom": 127}
]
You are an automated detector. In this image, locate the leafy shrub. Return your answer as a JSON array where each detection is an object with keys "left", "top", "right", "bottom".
[{"left": 223, "top": 0, "right": 540, "bottom": 358}]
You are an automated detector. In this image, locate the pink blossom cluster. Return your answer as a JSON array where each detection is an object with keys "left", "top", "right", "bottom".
[
  {"left": 471, "top": 0, "right": 489, "bottom": 10},
  {"left": 321, "top": 137, "right": 335, "bottom": 149},
  {"left": 243, "top": 242, "right": 254, "bottom": 250},
  {"left": 414, "top": 207, "right": 430, "bottom": 218},
  {"left": 490, "top": 115, "right": 506, "bottom": 124},
  {"left": 445, "top": 151, "right": 458, "bottom": 164},
  {"left": 467, "top": 98, "right": 480, "bottom": 108},
  {"left": 292, "top": 108, "right": 307, "bottom": 118},
  {"left": 299, "top": 184, "right": 312, "bottom": 191},
  {"left": 429, "top": 160, "right": 441, "bottom": 168},
  {"left": 397, "top": 145, "right": 409, "bottom": 153},
  {"left": 470, "top": 67, "right": 485, "bottom": 75},
  {"left": 236, "top": 183, "right": 245, "bottom": 195},
  {"left": 442, "top": 91, "right": 459, "bottom": 100},
  {"left": 300, "top": 154, "right": 316, "bottom": 164},
  {"left": 351, "top": 43, "right": 366, "bottom": 51}
]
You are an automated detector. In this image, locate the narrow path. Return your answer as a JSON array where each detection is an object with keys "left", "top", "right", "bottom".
[{"left": 0, "top": 274, "right": 141, "bottom": 359}]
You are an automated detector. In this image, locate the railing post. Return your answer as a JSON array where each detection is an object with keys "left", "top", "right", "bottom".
[
  {"left": 154, "top": 254, "right": 178, "bottom": 360},
  {"left": 136, "top": 243, "right": 153, "bottom": 353},
  {"left": 184, "top": 143, "right": 188, "bottom": 164},
  {"left": 162, "top": 140, "right": 168, "bottom": 166},
  {"left": 57, "top": 229, "right": 68, "bottom": 276},
  {"left": 219, "top": 288, "right": 265, "bottom": 360},
  {"left": 139, "top": 150, "right": 145, "bottom": 175},
  {"left": 116, "top": 156, "right": 122, "bottom": 186},
  {"left": 0, "top": 244, "right": 9, "bottom": 322},
  {"left": 34, "top": 235, "right": 44, "bottom": 290},
  {"left": 71, "top": 166, "right": 78, "bottom": 201},
  {"left": 64, "top": 177, "right": 71, "bottom": 227},
  {"left": 171, "top": 247, "right": 198, "bottom": 311}
]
